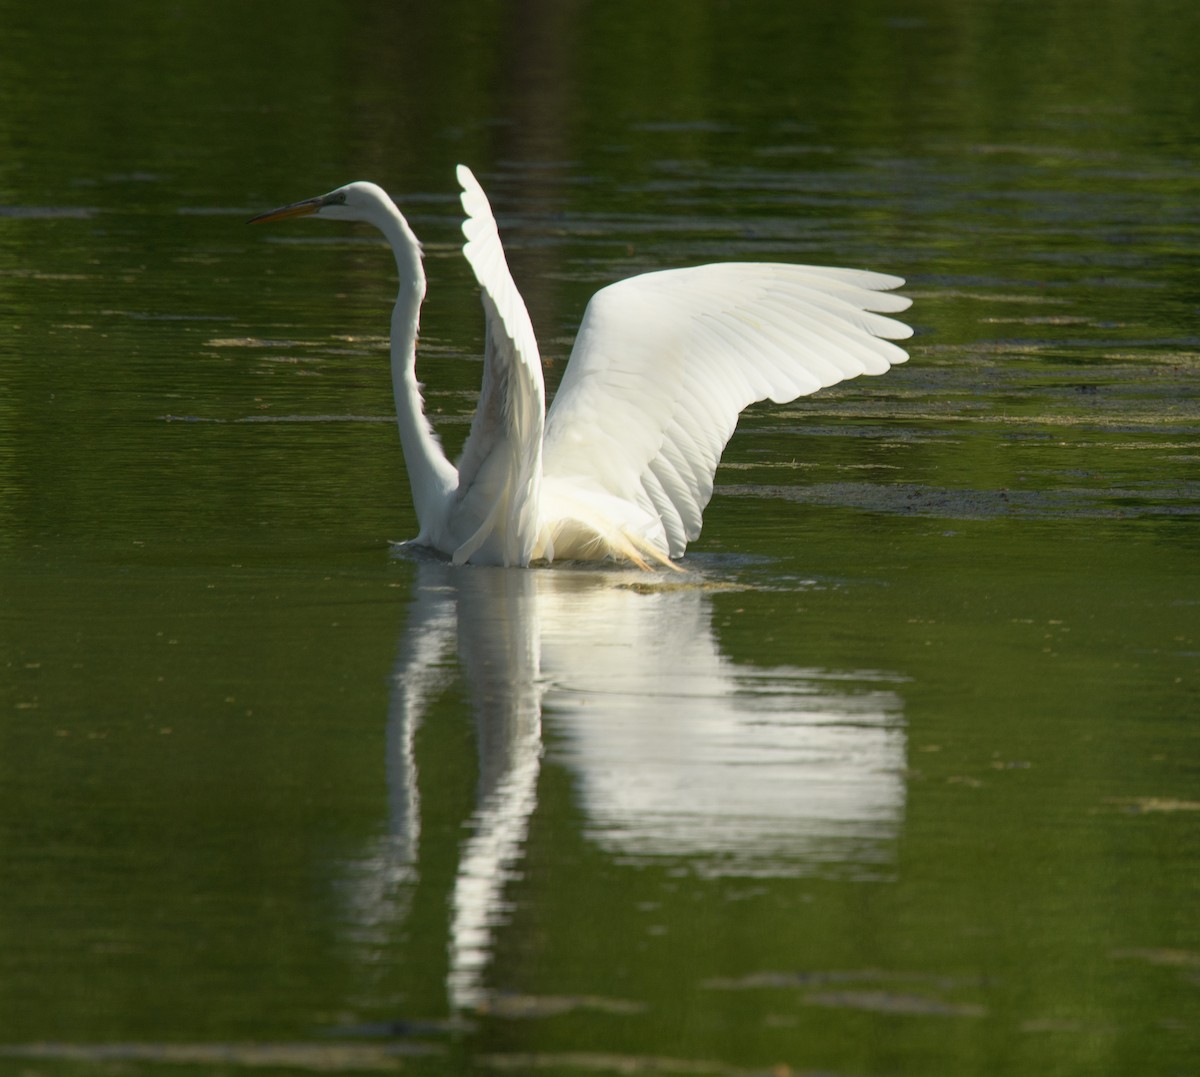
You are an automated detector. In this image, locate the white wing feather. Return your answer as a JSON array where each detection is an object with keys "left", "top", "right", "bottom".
[
  {"left": 542, "top": 263, "right": 912, "bottom": 558},
  {"left": 449, "top": 166, "right": 546, "bottom": 566}
]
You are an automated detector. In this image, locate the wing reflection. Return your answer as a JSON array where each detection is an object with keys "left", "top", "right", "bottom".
[
  {"left": 349, "top": 559, "right": 906, "bottom": 1012},
  {"left": 444, "top": 570, "right": 544, "bottom": 1011},
  {"left": 534, "top": 577, "right": 905, "bottom": 879}
]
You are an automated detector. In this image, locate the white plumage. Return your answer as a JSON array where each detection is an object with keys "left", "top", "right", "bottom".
[{"left": 250, "top": 166, "right": 913, "bottom": 568}]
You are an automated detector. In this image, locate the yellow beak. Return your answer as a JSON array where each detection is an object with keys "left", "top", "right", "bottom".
[{"left": 247, "top": 196, "right": 323, "bottom": 225}]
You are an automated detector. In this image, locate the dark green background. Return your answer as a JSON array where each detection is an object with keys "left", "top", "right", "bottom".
[{"left": 2, "top": 1, "right": 1198, "bottom": 1074}]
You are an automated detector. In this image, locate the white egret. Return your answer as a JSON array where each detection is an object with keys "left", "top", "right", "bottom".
[{"left": 249, "top": 166, "right": 912, "bottom": 568}]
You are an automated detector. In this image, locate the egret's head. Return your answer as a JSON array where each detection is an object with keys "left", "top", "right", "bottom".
[{"left": 248, "top": 181, "right": 390, "bottom": 226}]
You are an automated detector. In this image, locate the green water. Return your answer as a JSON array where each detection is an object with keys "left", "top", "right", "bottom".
[{"left": 2, "top": 1, "right": 1198, "bottom": 1075}]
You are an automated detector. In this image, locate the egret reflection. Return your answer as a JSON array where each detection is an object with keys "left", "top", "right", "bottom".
[{"left": 345, "top": 559, "right": 907, "bottom": 1012}]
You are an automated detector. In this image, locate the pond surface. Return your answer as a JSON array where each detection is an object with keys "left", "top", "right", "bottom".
[{"left": 2, "top": 1, "right": 1199, "bottom": 1075}]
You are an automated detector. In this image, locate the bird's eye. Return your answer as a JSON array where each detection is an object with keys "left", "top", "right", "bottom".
[{"left": 322, "top": 191, "right": 348, "bottom": 207}]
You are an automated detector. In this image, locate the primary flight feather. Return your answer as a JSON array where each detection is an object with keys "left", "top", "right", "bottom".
[{"left": 249, "top": 166, "right": 913, "bottom": 568}]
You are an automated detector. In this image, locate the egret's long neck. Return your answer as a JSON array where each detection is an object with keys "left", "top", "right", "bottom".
[{"left": 379, "top": 207, "right": 457, "bottom": 530}]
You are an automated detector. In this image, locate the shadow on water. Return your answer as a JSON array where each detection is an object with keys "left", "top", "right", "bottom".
[{"left": 343, "top": 554, "right": 907, "bottom": 1016}]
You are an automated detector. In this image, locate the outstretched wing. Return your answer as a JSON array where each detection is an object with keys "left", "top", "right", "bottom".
[
  {"left": 542, "top": 263, "right": 912, "bottom": 558},
  {"left": 449, "top": 165, "right": 546, "bottom": 566}
]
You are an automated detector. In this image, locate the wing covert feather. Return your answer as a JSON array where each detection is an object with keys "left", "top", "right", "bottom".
[{"left": 542, "top": 262, "right": 911, "bottom": 558}]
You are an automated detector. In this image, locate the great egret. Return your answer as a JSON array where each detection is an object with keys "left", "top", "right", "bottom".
[{"left": 249, "top": 166, "right": 912, "bottom": 568}]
